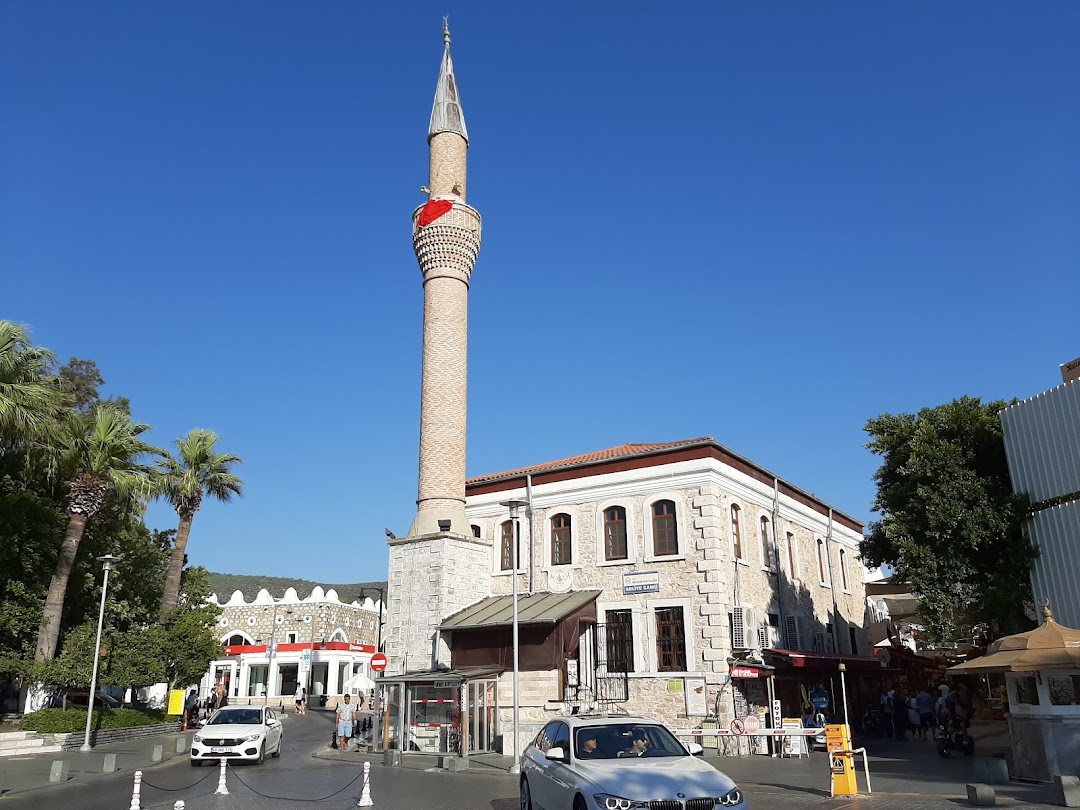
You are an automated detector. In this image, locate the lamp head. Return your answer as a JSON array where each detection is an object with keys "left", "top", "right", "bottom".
[
  {"left": 500, "top": 498, "right": 528, "bottom": 519},
  {"left": 96, "top": 554, "right": 121, "bottom": 571}
]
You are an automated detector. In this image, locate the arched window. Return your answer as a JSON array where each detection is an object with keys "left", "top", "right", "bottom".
[
  {"left": 603, "top": 506, "right": 628, "bottom": 561},
  {"left": 223, "top": 633, "right": 249, "bottom": 647},
  {"left": 786, "top": 531, "right": 798, "bottom": 579},
  {"left": 759, "top": 516, "right": 774, "bottom": 569},
  {"left": 330, "top": 628, "right": 347, "bottom": 642},
  {"left": 652, "top": 500, "right": 678, "bottom": 556},
  {"left": 817, "top": 538, "right": 827, "bottom": 584},
  {"left": 730, "top": 505, "right": 742, "bottom": 560},
  {"left": 500, "top": 520, "right": 516, "bottom": 571},
  {"left": 839, "top": 548, "right": 849, "bottom": 590},
  {"left": 550, "top": 513, "right": 572, "bottom": 565},
  {"left": 471, "top": 524, "right": 481, "bottom": 538}
]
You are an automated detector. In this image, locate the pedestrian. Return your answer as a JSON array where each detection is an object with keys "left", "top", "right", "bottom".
[
  {"left": 335, "top": 694, "right": 355, "bottom": 752},
  {"left": 294, "top": 684, "right": 304, "bottom": 715},
  {"left": 916, "top": 687, "right": 935, "bottom": 740},
  {"left": 206, "top": 689, "right": 217, "bottom": 719},
  {"left": 891, "top": 689, "right": 908, "bottom": 741},
  {"left": 217, "top": 683, "right": 228, "bottom": 708},
  {"left": 184, "top": 689, "right": 199, "bottom": 729},
  {"left": 905, "top": 696, "right": 922, "bottom": 740},
  {"left": 302, "top": 687, "right": 308, "bottom": 714}
]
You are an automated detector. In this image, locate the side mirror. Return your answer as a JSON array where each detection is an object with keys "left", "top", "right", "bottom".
[
  {"left": 266, "top": 718, "right": 277, "bottom": 727},
  {"left": 545, "top": 746, "right": 568, "bottom": 762},
  {"left": 686, "top": 742, "right": 704, "bottom": 756}
]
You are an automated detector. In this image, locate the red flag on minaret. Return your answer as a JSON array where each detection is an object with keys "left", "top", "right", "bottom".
[{"left": 418, "top": 199, "right": 453, "bottom": 227}]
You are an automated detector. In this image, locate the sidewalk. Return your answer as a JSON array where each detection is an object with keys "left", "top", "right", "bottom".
[{"left": 0, "top": 727, "right": 192, "bottom": 799}]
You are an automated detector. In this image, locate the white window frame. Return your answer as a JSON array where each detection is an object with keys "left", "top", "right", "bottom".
[
  {"left": 598, "top": 600, "right": 646, "bottom": 673},
  {"left": 543, "top": 508, "right": 580, "bottom": 569},
  {"left": 785, "top": 530, "right": 800, "bottom": 582},
  {"left": 642, "top": 492, "right": 687, "bottom": 563},
  {"left": 220, "top": 630, "right": 255, "bottom": 646},
  {"left": 595, "top": 501, "right": 637, "bottom": 567},
  {"left": 285, "top": 631, "right": 299, "bottom": 644},
  {"left": 730, "top": 502, "right": 749, "bottom": 566},
  {"left": 759, "top": 514, "right": 776, "bottom": 571},
  {"left": 645, "top": 597, "right": 696, "bottom": 675}
]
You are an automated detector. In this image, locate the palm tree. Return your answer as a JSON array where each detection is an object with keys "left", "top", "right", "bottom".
[
  {"left": 0, "top": 321, "right": 65, "bottom": 450},
  {"left": 156, "top": 429, "right": 243, "bottom": 619},
  {"left": 35, "top": 405, "right": 160, "bottom": 660}
]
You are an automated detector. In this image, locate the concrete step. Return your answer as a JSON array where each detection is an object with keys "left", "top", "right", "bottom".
[
  {"left": 0, "top": 731, "right": 38, "bottom": 741},
  {"left": 0, "top": 743, "right": 63, "bottom": 757},
  {"left": 0, "top": 736, "right": 46, "bottom": 750}
]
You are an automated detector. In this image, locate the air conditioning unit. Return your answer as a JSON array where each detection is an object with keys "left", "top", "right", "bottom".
[
  {"left": 731, "top": 606, "right": 757, "bottom": 650},
  {"left": 757, "top": 625, "right": 769, "bottom": 651}
]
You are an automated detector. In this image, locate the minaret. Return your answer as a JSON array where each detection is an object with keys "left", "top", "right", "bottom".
[
  {"left": 408, "top": 18, "right": 482, "bottom": 538},
  {"left": 384, "top": 22, "right": 489, "bottom": 674}
]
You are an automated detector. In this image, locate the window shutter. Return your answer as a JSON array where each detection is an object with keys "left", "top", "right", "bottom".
[
  {"left": 784, "top": 616, "right": 800, "bottom": 650},
  {"left": 757, "top": 624, "right": 769, "bottom": 651}
]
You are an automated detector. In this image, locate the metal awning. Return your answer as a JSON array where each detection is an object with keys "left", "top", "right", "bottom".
[
  {"left": 376, "top": 666, "right": 503, "bottom": 684},
  {"left": 439, "top": 590, "right": 602, "bottom": 631}
]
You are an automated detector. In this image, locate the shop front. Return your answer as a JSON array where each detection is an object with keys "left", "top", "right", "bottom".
[
  {"left": 765, "top": 649, "right": 885, "bottom": 729},
  {"left": 375, "top": 668, "right": 501, "bottom": 756}
]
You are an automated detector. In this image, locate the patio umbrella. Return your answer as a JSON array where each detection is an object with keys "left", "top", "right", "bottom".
[
  {"left": 949, "top": 601, "right": 1080, "bottom": 674},
  {"left": 344, "top": 672, "right": 377, "bottom": 692}
]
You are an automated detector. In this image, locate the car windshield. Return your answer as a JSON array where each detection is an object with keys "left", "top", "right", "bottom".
[
  {"left": 574, "top": 723, "right": 688, "bottom": 760},
  {"left": 208, "top": 709, "right": 263, "bottom": 725}
]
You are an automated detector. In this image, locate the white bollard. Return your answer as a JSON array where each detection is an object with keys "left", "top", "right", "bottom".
[
  {"left": 213, "top": 756, "right": 229, "bottom": 796},
  {"left": 129, "top": 770, "right": 143, "bottom": 810},
  {"left": 357, "top": 760, "right": 374, "bottom": 806},
  {"left": 173, "top": 803, "right": 185, "bottom": 810}
]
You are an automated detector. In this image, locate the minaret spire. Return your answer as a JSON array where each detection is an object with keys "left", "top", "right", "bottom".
[{"left": 428, "top": 18, "right": 469, "bottom": 146}]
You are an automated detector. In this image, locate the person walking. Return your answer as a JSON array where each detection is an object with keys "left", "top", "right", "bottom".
[
  {"left": 294, "top": 684, "right": 304, "bottom": 715},
  {"left": 892, "top": 689, "right": 908, "bottom": 741},
  {"left": 335, "top": 694, "right": 356, "bottom": 752},
  {"left": 183, "top": 689, "right": 200, "bottom": 729},
  {"left": 915, "top": 688, "right": 935, "bottom": 740}
]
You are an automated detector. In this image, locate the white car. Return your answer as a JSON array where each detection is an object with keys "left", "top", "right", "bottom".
[
  {"left": 520, "top": 715, "right": 747, "bottom": 810},
  {"left": 191, "top": 705, "right": 283, "bottom": 766}
]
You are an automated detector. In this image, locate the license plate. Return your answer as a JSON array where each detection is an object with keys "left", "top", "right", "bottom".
[{"left": 210, "top": 746, "right": 233, "bottom": 753}]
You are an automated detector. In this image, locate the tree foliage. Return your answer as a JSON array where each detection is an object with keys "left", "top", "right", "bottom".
[{"left": 861, "top": 396, "right": 1035, "bottom": 639}]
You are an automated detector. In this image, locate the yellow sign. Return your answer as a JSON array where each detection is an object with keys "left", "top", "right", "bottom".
[
  {"left": 167, "top": 689, "right": 185, "bottom": 716},
  {"left": 825, "top": 724, "right": 858, "bottom": 797}
]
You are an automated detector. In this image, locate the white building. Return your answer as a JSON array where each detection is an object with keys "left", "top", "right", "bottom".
[
  {"left": 200, "top": 585, "right": 384, "bottom": 706},
  {"left": 1000, "top": 377, "right": 1080, "bottom": 628}
]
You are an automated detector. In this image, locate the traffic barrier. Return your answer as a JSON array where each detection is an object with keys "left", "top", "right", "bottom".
[
  {"left": 49, "top": 760, "right": 69, "bottom": 783},
  {"left": 151, "top": 744, "right": 163, "bottom": 762},
  {"left": 129, "top": 770, "right": 143, "bottom": 810},
  {"left": 103, "top": 752, "right": 117, "bottom": 772},
  {"left": 356, "top": 761, "right": 374, "bottom": 807},
  {"left": 213, "top": 757, "right": 229, "bottom": 796},
  {"left": 671, "top": 727, "right": 825, "bottom": 737},
  {"left": 965, "top": 783, "right": 995, "bottom": 806},
  {"left": 828, "top": 748, "right": 872, "bottom": 797}
]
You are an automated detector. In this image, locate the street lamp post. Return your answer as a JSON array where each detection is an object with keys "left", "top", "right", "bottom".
[
  {"left": 838, "top": 662, "right": 850, "bottom": 729},
  {"left": 501, "top": 498, "right": 527, "bottom": 775},
  {"left": 81, "top": 554, "right": 120, "bottom": 752}
]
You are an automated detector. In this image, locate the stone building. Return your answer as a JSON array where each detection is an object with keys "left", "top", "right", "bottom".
[
  {"left": 449, "top": 437, "right": 871, "bottom": 755},
  {"left": 199, "top": 586, "right": 383, "bottom": 705}
]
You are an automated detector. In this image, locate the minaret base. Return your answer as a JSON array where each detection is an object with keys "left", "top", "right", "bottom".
[
  {"left": 407, "top": 507, "right": 471, "bottom": 539},
  {"left": 383, "top": 529, "right": 491, "bottom": 675}
]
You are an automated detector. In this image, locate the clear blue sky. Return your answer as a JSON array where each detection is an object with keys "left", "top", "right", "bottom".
[{"left": 4, "top": 2, "right": 1077, "bottom": 585}]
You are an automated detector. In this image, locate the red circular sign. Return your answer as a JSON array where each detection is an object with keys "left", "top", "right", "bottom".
[
  {"left": 729, "top": 718, "right": 745, "bottom": 735},
  {"left": 743, "top": 715, "right": 762, "bottom": 733},
  {"left": 370, "top": 653, "right": 388, "bottom": 673}
]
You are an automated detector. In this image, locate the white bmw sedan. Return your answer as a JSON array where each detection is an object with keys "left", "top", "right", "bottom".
[
  {"left": 520, "top": 716, "right": 746, "bottom": 810},
  {"left": 191, "top": 705, "right": 283, "bottom": 766}
]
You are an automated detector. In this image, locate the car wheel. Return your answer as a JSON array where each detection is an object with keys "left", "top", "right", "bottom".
[
  {"left": 256, "top": 743, "right": 265, "bottom": 765},
  {"left": 272, "top": 737, "right": 282, "bottom": 758},
  {"left": 520, "top": 777, "right": 532, "bottom": 810}
]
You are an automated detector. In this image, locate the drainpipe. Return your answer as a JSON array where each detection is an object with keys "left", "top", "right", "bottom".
[
  {"left": 825, "top": 509, "right": 846, "bottom": 653},
  {"left": 526, "top": 475, "right": 536, "bottom": 595},
  {"left": 772, "top": 478, "right": 786, "bottom": 645}
]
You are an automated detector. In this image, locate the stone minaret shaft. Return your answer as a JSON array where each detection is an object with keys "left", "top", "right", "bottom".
[{"left": 409, "top": 21, "right": 481, "bottom": 538}]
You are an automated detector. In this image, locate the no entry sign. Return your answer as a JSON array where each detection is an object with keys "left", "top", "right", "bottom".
[{"left": 370, "top": 653, "right": 388, "bottom": 672}]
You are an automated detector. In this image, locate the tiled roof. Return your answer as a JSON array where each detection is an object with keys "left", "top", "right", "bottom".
[{"left": 466, "top": 437, "right": 715, "bottom": 485}]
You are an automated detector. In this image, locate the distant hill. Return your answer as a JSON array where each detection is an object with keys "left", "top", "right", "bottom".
[{"left": 206, "top": 572, "right": 387, "bottom": 605}]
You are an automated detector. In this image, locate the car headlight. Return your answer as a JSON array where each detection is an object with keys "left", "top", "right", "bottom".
[
  {"left": 193, "top": 734, "right": 203, "bottom": 743},
  {"left": 718, "top": 787, "right": 743, "bottom": 807},
  {"left": 593, "top": 794, "right": 649, "bottom": 810},
  {"left": 242, "top": 733, "right": 263, "bottom": 742}
]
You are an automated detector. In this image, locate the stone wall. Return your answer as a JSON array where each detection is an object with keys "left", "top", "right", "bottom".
[{"left": 48, "top": 722, "right": 181, "bottom": 750}]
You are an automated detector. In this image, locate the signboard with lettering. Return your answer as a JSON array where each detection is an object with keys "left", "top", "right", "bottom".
[
  {"left": 1062, "top": 356, "right": 1080, "bottom": 384},
  {"left": 684, "top": 677, "right": 707, "bottom": 717},
  {"left": 622, "top": 571, "right": 660, "bottom": 595},
  {"left": 730, "top": 666, "right": 760, "bottom": 679},
  {"left": 781, "top": 718, "right": 806, "bottom": 757}
]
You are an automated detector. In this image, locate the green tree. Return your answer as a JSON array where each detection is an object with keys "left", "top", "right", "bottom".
[
  {"left": 861, "top": 396, "right": 1035, "bottom": 639},
  {"left": 57, "top": 357, "right": 131, "bottom": 416},
  {"left": 155, "top": 429, "right": 242, "bottom": 619},
  {"left": 34, "top": 406, "right": 160, "bottom": 660},
  {"left": 0, "top": 321, "right": 66, "bottom": 450},
  {"left": 160, "top": 567, "right": 221, "bottom": 689}
]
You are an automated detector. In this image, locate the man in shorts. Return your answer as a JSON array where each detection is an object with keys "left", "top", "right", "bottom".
[{"left": 336, "top": 694, "right": 356, "bottom": 751}]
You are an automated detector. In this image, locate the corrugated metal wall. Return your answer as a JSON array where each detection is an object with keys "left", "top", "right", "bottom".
[
  {"left": 1028, "top": 501, "right": 1080, "bottom": 629},
  {"left": 1000, "top": 380, "right": 1080, "bottom": 502},
  {"left": 1000, "top": 380, "right": 1080, "bottom": 627}
]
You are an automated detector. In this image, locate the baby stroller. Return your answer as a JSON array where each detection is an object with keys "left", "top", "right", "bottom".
[{"left": 935, "top": 705, "right": 974, "bottom": 758}]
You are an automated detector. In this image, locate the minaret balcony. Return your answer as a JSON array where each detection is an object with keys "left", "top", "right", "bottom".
[{"left": 412, "top": 198, "right": 482, "bottom": 284}]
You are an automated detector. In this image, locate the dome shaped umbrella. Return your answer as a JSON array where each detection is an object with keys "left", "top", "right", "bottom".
[{"left": 949, "top": 601, "right": 1080, "bottom": 673}]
